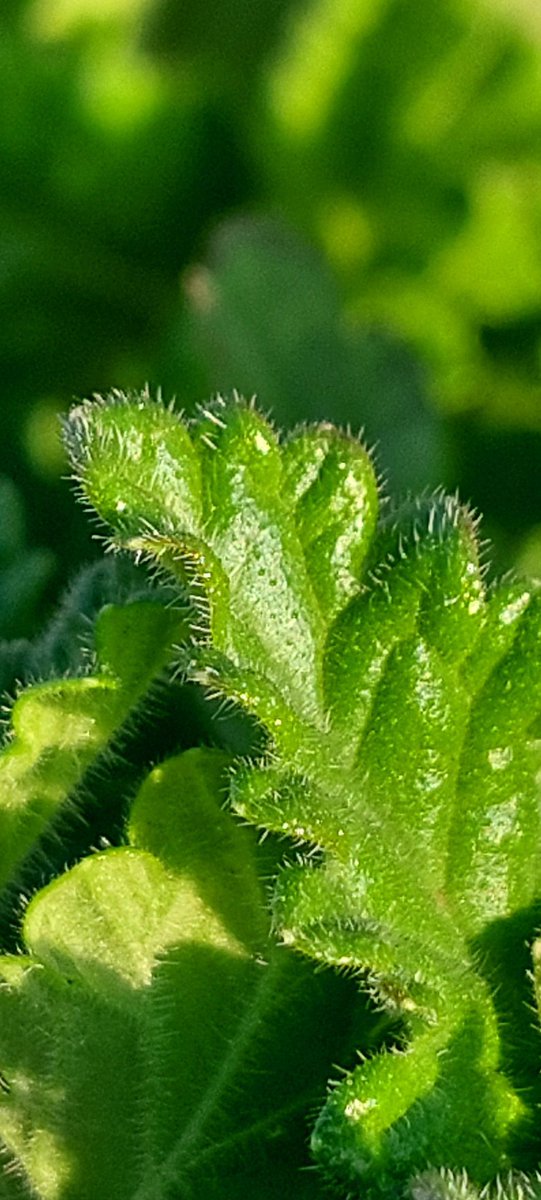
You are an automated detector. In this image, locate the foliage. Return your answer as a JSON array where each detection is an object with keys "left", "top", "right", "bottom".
[
  {"left": 0, "top": 593, "right": 185, "bottom": 899},
  {"left": 1, "top": 390, "right": 539, "bottom": 1198},
  {"left": 0, "top": 747, "right": 361, "bottom": 1199},
  {"left": 3, "top": 0, "right": 541, "bottom": 587},
  {"left": 259, "top": 0, "right": 541, "bottom": 420},
  {"left": 165, "top": 216, "right": 445, "bottom": 497}
]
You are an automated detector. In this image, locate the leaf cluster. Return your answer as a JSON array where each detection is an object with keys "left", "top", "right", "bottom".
[{"left": 0, "top": 391, "right": 540, "bottom": 1199}]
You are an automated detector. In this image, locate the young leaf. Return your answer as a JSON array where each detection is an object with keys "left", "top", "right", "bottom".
[
  {"left": 66, "top": 389, "right": 377, "bottom": 734},
  {"left": 67, "top": 391, "right": 541, "bottom": 1195}
]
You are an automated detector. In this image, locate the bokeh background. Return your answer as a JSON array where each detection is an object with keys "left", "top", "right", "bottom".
[{"left": 3, "top": 0, "right": 541, "bottom": 636}]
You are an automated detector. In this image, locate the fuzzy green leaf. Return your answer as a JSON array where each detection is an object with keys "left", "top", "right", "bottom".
[
  {"left": 66, "top": 390, "right": 377, "bottom": 735},
  {"left": 0, "top": 749, "right": 358, "bottom": 1199},
  {"left": 0, "top": 599, "right": 186, "bottom": 896},
  {"left": 67, "top": 391, "right": 541, "bottom": 1195},
  {"left": 407, "top": 1169, "right": 541, "bottom": 1200}
]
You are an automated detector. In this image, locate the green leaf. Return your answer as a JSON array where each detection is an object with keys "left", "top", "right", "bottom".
[
  {"left": 0, "top": 598, "right": 186, "bottom": 898},
  {"left": 67, "top": 391, "right": 541, "bottom": 1194},
  {"left": 0, "top": 749, "right": 361, "bottom": 1199},
  {"left": 67, "top": 390, "right": 377, "bottom": 734},
  {"left": 407, "top": 1169, "right": 541, "bottom": 1200}
]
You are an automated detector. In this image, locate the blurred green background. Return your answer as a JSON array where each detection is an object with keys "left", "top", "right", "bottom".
[{"left": 2, "top": 0, "right": 541, "bottom": 636}]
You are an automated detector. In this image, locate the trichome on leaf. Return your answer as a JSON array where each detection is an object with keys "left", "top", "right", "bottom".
[{"left": 0, "top": 390, "right": 540, "bottom": 1200}]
